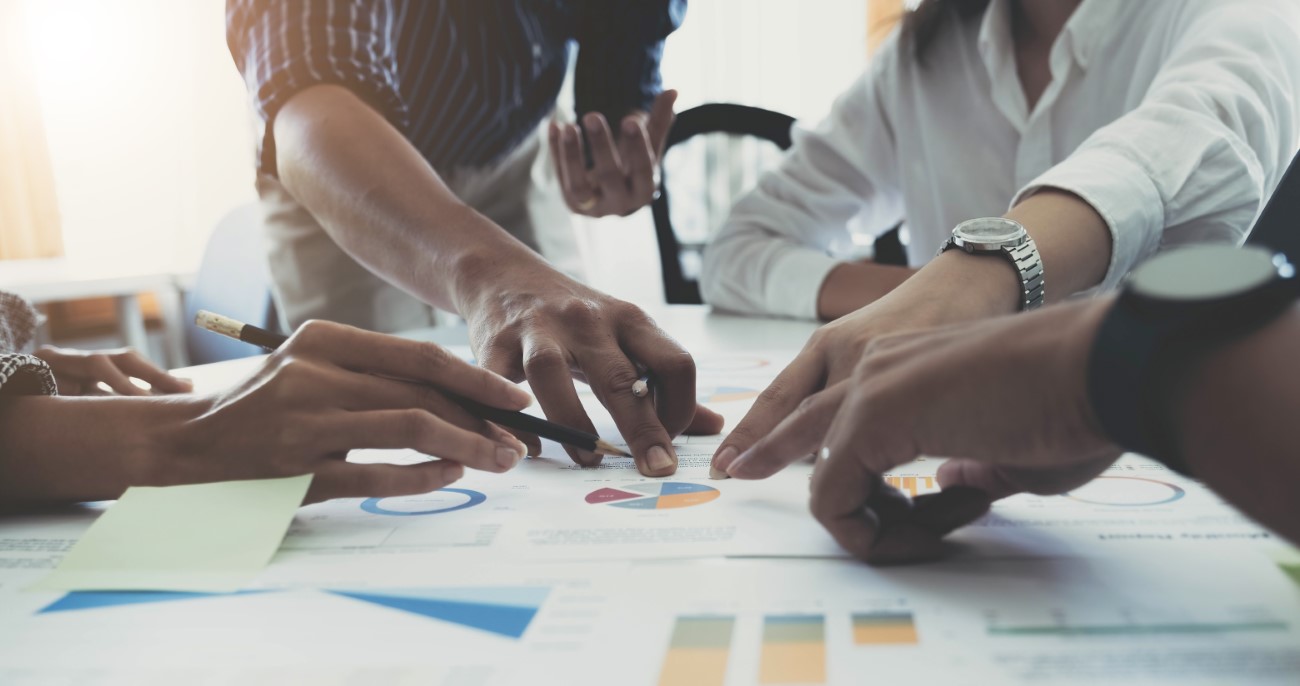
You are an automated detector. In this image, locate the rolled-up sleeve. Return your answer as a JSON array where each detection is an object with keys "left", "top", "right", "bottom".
[
  {"left": 0, "top": 293, "right": 56, "bottom": 397},
  {"left": 573, "top": 0, "right": 684, "bottom": 121},
  {"left": 226, "top": 0, "right": 408, "bottom": 176},
  {"left": 701, "top": 45, "right": 904, "bottom": 319},
  {"left": 1013, "top": 0, "right": 1300, "bottom": 294}
]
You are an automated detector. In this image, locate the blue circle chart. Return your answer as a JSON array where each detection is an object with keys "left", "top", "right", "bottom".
[
  {"left": 361, "top": 488, "right": 487, "bottom": 516},
  {"left": 1065, "top": 477, "right": 1186, "bottom": 507}
]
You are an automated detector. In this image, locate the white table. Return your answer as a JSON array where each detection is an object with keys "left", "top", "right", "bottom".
[
  {"left": 0, "top": 257, "right": 190, "bottom": 367},
  {"left": 3, "top": 306, "right": 1298, "bottom": 685},
  {"left": 177, "top": 305, "right": 819, "bottom": 391}
]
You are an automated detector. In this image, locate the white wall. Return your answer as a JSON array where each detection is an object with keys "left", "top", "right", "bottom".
[{"left": 23, "top": 0, "right": 257, "bottom": 274}]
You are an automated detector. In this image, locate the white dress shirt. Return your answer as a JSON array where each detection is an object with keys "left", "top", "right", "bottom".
[{"left": 701, "top": 0, "right": 1300, "bottom": 319}]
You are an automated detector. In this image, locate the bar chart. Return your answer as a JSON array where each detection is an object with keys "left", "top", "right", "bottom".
[
  {"left": 883, "top": 475, "right": 939, "bottom": 498},
  {"left": 760, "top": 615, "right": 826, "bottom": 684},
  {"left": 657, "top": 615, "right": 735, "bottom": 686},
  {"left": 851, "top": 611, "right": 919, "bottom": 645}
]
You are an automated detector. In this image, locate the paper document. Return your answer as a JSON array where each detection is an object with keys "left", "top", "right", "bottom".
[{"left": 32, "top": 475, "right": 311, "bottom": 593}]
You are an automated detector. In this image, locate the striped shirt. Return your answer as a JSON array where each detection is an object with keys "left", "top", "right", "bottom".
[{"left": 227, "top": 0, "right": 685, "bottom": 177}]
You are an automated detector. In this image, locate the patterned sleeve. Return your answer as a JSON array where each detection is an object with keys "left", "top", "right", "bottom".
[
  {"left": 226, "top": 0, "right": 409, "bottom": 176},
  {"left": 0, "top": 292, "right": 56, "bottom": 397},
  {"left": 573, "top": 0, "right": 685, "bottom": 122}
]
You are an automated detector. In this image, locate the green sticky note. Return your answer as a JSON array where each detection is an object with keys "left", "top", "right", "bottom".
[
  {"left": 31, "top": 475, "right": 311, "bottom": 593},
  {"left": 1277, "top": 548, "right": 1300, "bottom": 589}
]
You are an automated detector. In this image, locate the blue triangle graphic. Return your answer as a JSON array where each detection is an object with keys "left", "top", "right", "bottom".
[
  {"left": 330, "top": 592, "right": 541, "bottom": 638},
  {"left": 350, "top": 586, "right": 549, "bottom": 609},
  {"left": 39, "top": 590, "right": 263, "bottom": 614}
]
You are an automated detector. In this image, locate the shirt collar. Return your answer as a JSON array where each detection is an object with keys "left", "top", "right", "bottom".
[
  {"left": 979, "top": 0, "right": 1119, "bottom": 73},
  {"left": 1060, "top": 0, "right": 1122, "bottom": 71}
]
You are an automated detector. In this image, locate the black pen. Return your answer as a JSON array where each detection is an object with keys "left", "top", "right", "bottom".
[{"left": 194, "top": 310, "right": 631, "bottom": 458}]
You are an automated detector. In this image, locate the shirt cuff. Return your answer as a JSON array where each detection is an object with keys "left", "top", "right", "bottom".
[
  {"left": 0, "top": 354, "right": 57, "bottom": 397},
  {"left": 1012, "top": 146, "right": 1166, "bottom": 296},
  {"left": 766, "top": 248, "right": 842, "bottom": 320}
]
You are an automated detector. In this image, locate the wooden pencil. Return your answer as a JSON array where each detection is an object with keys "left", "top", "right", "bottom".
[{"left": 194, "top": 310, "right": 631, "bottom": 458}]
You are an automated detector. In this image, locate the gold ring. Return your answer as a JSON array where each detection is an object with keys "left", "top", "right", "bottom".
[{"left": 575, "top": 196, "right": 597, "bottom": 211}]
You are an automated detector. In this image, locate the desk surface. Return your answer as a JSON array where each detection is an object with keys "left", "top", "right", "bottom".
[{"left": 2, "top": 306, "right": 1298, "bottom": 685}]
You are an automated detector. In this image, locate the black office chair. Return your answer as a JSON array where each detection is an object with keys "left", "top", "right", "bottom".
[{"left": 651, "top": 103, "right": 908, "bottom": 305}]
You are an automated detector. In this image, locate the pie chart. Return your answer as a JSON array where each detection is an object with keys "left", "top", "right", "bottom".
[
  {"left": 698, "top": 386, "right": 761, "bottom": 404},
  {"left": 1065, "top": 477, "right": 1185, "bottom": 507},
  {"left": 585, "top": 482, "right": 721, "bottom": 510}
]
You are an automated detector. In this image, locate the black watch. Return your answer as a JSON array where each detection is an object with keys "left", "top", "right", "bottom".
[{"left": 1087, "top": 244, "right": 1297, "bottom": 474}]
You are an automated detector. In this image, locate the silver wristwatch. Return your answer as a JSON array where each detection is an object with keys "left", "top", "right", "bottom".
[{"left": 938, "top": 217, "right": 1044, "bottom": 311}]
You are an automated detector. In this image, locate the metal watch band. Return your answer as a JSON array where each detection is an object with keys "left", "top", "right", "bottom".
[
  {"left": 938, "top": 235, "right": 1044, "bottom": 311},
  {"left": 1007, "top": 239, "right": 1045, "bottom": 311}
]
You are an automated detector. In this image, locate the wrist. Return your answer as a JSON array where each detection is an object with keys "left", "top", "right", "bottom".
[
  {"left": 903, "top": 250, "right": 1023, "bottom": 322},
  {"left": 0, "top": 396, "right": 208, "bottom": 505},
  {"left": 133, "top": 397, "right": 212, "bottom": 487},
  {"left": 450, "top": 247, "right": 581, "bottom": 320},
  {"left": 1062, "top": 298, "right": 1116, "bottom": 446}
]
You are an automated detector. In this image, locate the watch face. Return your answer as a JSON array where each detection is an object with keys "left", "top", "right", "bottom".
[
  {"left": 1129, "top": 244, "right": 1289, "bottom": 301},
  {"left": 952, "top": 218, "right": 1027, "bottom": 248}
]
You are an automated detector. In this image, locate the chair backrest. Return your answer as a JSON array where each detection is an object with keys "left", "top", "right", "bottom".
[
  {"left": 652, "top": 103, "right": 908, "bottom": 305},
  {"left": 183, "top": 203, "right": 278, "bottom": 365}
]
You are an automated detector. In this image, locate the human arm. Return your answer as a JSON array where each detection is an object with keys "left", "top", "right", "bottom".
[
  {"left": 710, "top": 0, "right": 1300, "bottom": 470},
  {"left": 699, "top": 57, "right": 909, "bottom": 320},
  {"left": 0, "top": 321, "right": 531, "bottom": 508},
  {"left": 271, "top": 84, "right": 721, "bottom": 475},
  {"left": 549, "top": 0, "right": 683, "bottom": 217},
  {"left": 724, "top": 298, "right": 1300, "bottom": 562},
  {"left": 711, "top": 189, "right": 1111, "bottom": 473}
]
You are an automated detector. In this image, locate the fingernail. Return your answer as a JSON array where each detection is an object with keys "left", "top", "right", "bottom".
[
  {"left": 646, "top": 445, "right": 675, "bottom": 474},
  {"left": 622, "top": 120, "right": 637, "bottom": 135},
  {"left": 563, "top": 127, "right": 577, "bottom": 142},
  {"left": 497, "top": 444, "right": 523, "bottom": 469},
  {"left": 583, "top": 112, "right": 601, "bottom": 127},
  {"left": 713, "top": 446, "right": 739, "bottom": 473},
  {"left": 708, "top": 466, "right": 730, "bottom": 480}
]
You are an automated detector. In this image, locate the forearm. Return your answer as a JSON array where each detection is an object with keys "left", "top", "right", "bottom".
[
  {"left": 0, "top": 396, "right": 199, "bottom": 506},
  {"left": 816, "top": 262, "right": 917, "bottom": 320},
  {"left": 1005, "top": 189, "right": 1112, "bottom": 301},
  {"left": 886, "top": 188, "right": 1113, "bottom": 324},
  {"left": 273, "top": 85, "right": 550, "bottom": 314},
  {"left": 1175, "top": 305, "right": 1300, "bottom": 544}
]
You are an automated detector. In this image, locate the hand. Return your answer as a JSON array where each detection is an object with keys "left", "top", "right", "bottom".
[
  {"left": 723, "top": 300, "right": 1123, "bottom": 564},
  {"left": 34, "top": 345, "right": 193, "bottom": 396},
  {"left": 549, "top": 90, "right": 677, "bottom": 218},
  {"left": 158, "top": 321, "right": 532, "bottom": 503},
  {"left": 460, "top": 272, "right": 723, "bottom": 477},
  {"left": 711, "top": 250, "right": 1024, "bottom": 474}
]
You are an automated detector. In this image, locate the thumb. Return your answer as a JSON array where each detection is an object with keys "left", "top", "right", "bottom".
[
  {"left": 648, "top": 89, "right": 678, "bottom": 156},
  {"left": 683, "top": 403, "right": 725, "bottom": 436}
]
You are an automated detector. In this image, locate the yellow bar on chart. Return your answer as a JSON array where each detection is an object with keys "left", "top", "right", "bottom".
[
  {"left": 760, "top": 615, "right": 826, "bottom": 684},
  {"left": 852, "top": 612, "right": 919, "bottom": 645},
  {"left": 658, "top": 616, "right": 734, "bottom": 686}
]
